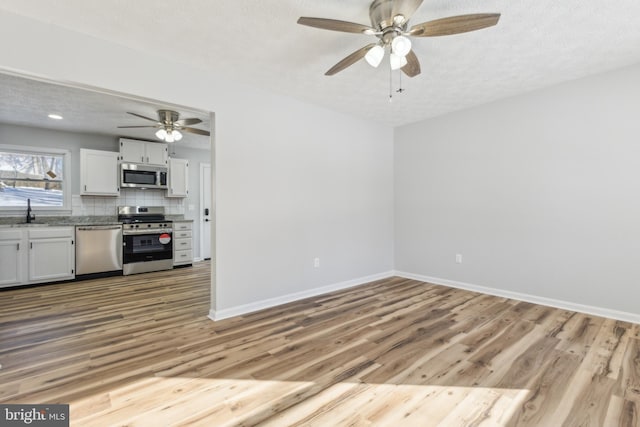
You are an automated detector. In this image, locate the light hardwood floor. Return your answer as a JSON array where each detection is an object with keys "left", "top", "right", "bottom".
[{"left": 1, "top": 262, "right": 639, "bottom": 426}]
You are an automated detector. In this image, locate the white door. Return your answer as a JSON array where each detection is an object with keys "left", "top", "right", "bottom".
[{"left": 200, "top": 163, "right": 212, "bottom": 260}]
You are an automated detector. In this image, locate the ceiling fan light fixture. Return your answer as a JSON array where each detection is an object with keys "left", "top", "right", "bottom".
[
  {"left": 391, "top": 35, "right": 412, "bottom": 57},
  {"left": 155, "top": 128, "right": 183, "bottom": 142},
  {"left": 390, "top": 52, "right": 408, "bottom": 70},
  {"left": 365, "top": 45, "right": 385, "bottom": 67},
  {"left": 393, "top": 14, "right": 406, "bottom": 25}
]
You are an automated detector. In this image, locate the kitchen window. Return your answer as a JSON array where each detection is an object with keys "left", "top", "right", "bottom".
[{"left": 0, "top": 145, "right": 71, "bottom": 212}]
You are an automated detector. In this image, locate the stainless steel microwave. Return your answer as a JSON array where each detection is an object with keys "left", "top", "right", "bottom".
[{"left": 120, "top": 163, "right": 168, "bottom": 189}]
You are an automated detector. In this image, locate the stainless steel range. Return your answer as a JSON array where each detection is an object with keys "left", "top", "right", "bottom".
[{"left": 118, "top": 206, "right": 173, "bottom": 275}]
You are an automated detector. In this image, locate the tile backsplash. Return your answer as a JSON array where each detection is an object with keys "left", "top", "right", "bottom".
[{"left": 72, "top": 190, "right": 185, "bottom": 216}]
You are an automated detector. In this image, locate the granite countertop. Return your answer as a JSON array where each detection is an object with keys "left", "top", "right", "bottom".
[
  {"left": 0, "top": 215, "right": 187, "bottom": 228},
  {"left": 168, "top": 216, "right": 193, "bottom": 222}
]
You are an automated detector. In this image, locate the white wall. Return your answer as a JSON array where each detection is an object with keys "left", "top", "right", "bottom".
[
  {"left": 0, "top": 10, "right": 395, "bottom": 313},
  {"left": 395, "top": 63, "right": 640, "bottom": 316},
  {"left": 169, "top": 145, "right": 213, "bottom": 261}
]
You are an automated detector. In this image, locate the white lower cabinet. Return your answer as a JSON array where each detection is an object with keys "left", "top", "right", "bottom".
[
  {"left": 0, "top": 230, "right": 26, "bottom": 288},
  {"left": 29, "top": 228, "right": 76, "bottom": 283},
  {"left": 0, "top": 227, "right": 75, "bottom": 288},
  {"left": 173, "top": 221, "right": 193, "bottom": 266}
]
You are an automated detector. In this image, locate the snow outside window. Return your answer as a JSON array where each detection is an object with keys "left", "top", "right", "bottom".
[{"left": 0, "top": 145, "right": 71, "bottom": 212}]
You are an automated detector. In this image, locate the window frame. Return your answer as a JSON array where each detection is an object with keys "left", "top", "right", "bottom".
[{"left": 0, "top": 144, "right": 72, "bottom": 215}]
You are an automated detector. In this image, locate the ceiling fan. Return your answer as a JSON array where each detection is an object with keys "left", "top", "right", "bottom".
[
  {"left": 297, "top": 0, "right": 500, "bottom": 77},
  {"left": 118, "top": 109, "right": 210, "bottom": 143}
]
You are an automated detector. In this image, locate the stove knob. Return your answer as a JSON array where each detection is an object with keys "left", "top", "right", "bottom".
[
  {"left": 148, "top": 224, "right": 152, "bottom": 227},
  {"left": 135, "top": 224, "right": 139, "bottom": 228}
]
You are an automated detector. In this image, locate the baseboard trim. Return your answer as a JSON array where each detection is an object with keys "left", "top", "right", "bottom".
[
  {"left": 395, "top": 271, "right": 640, "bottom": 325},
  {"left": 209, "top": 271, "right": 395, "bottom": 321}
]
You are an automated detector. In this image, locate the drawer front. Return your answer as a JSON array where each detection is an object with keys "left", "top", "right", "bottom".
[
  {"left": 173, "top": 222, "right": 192, "bottom": 231},
  {"left": 174, "top": 238, "right": 192, "bottom": 251},
  {"left": 29, "top": 227, "right": 74, "bottom": 239},
  {"left": 0, "top": 229, "right": 23, "bottom": 240},
  {"left": 174, "top": 249, "right": 193, "bottom": 264},
  {"left": 174, "top": 230, "right": 192, "bottom": 239}
]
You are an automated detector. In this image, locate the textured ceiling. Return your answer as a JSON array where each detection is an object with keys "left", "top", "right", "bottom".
[
  {"left": 0, "top": 73, "right": 212, "bottom": 150},
  {"left": 1, "top": 0, "right": 640, "bottom": 127}
]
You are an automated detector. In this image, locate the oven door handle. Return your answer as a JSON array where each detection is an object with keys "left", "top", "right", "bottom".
[{"left": 123, "top": 229, "right": 173, "bottom": 235}]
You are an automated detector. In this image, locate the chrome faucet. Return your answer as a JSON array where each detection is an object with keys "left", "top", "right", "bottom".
[{"left": 26, "top": 198, "right": 35, "bottom": 223}]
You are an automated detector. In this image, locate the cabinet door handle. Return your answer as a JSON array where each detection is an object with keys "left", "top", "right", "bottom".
[
  {"left": 84, "top": 185, "right": 87, "bottom": 191},
  {"left": 147, "top": 156, "right": 150, "bottom": 163},
  {"left": 141, "top": 156, "right": 144, "bottom": 162},
  {"left": 30, "top": 242, "right": 33, "bottom": 249},
  {"left": 17, "top": 243, "right": 20, "bottom": 251}
]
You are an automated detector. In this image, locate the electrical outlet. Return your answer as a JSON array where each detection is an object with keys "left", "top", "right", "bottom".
[
  {"left": 455, "top": 254, "right": 463, "bottom": 264},
  {"left": 314, "top": 257, "right": 320, "bottom": 268}
]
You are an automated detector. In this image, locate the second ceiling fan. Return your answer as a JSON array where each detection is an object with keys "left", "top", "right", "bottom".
[
  {"left": 298, "top": 0, "right": 500, "bottom": 77},
  {"left": 118, "top": 110, "right": 210, "bottom": 143}
]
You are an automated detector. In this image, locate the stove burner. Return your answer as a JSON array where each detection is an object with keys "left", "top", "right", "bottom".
[{"left": 117, "top": 206, "right": 170, "bottom": 225}]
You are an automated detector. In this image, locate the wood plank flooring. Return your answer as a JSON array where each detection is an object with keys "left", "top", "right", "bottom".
[{"left": 1, "top": 262, "right": 639, "bottom": 426}]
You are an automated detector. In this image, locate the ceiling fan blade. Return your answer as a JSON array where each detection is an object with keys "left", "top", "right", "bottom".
[
  {"left": 117, "top": 125, "right": 158, "bottom": 129},
  {"left": 180, "top": 127, "right": 210, "bottom": 136},
  {"left": 409, "top": 13, "right": 500, "bottom": 37},
  {"left": 297, "top": 17, "right": 375, "bottom": 34},
  {"left": 126, "top": 112, "right": 160, "bottom": 123},
  {"left": 401, "top": 50, "right": 421, "bottom": 77},
  {"left": 392, "top": 0, "right": 424, "bottom": 24},
  {"left": 325, "top": 43, "right": 377, "bottom": 76},
  {"left": 175, "top": 118, "right": 202, "bottom": 126}
]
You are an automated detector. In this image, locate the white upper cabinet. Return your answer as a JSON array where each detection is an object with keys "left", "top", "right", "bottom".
[
  {"left": 167, "top": 158, "right": 188, "bottom": 198},
  {"left": 145, "top": 143, "right": 169, "bottom": 166},
  {"left": 80, "top": 148, "right": 120, "bottom": 196},
  {"left": 119, "top": 138, "right": 168, "bottom": 166}
]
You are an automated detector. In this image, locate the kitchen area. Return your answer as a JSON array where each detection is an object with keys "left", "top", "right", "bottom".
[{"left": 0, "top": 71, "right": 213, "bottom": 289}]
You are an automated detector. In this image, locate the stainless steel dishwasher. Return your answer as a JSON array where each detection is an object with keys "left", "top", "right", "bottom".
[{"left": 75, "top": 225, "right": 123, "bottom": 276}]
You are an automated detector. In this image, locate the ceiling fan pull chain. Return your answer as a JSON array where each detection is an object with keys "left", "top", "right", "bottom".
[
  {"left": 389, "top": 63, "right": 393, "bottom": 103},
  {"left": 397, "top": 70, "right": 405, "bottom": 94}
]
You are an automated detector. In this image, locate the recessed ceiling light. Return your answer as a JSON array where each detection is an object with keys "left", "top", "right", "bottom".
[{"left": 48, "top": 114, "right": 63, "bottom": 120}]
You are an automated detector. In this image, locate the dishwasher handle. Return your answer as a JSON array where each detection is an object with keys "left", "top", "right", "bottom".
[{"left": 76, "top": 225, "right": 122, "bottom": 231}]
